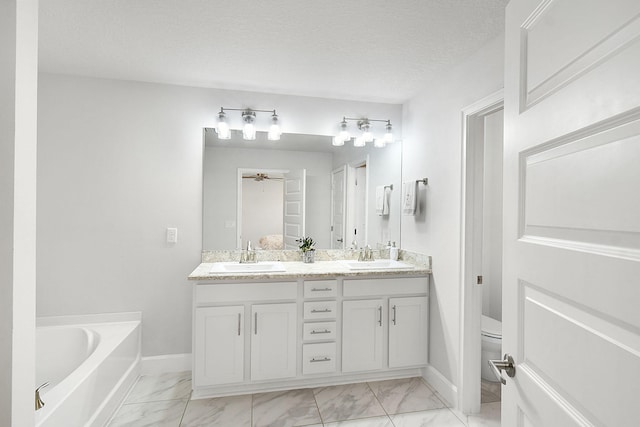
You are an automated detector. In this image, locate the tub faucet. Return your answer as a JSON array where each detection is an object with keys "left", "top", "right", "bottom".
[{"left": 35, "top": 382, "right": 49, "bottom": 411}]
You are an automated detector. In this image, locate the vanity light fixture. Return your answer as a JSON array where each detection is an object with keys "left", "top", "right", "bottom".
[
  {"left": 215, "top": 107, "right": 282, "bottom": 141},
  {"left": 334, "top": 116, "right": 394, "bottom": 147}
]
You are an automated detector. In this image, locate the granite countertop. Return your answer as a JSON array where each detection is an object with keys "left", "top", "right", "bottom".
[{"left": 188, "top": 250, "right": 432, "bottom": 281}]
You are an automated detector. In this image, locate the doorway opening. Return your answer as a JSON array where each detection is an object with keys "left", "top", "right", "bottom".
[{"left": 459, "top": 90, "right": 504, "bottom": 414}]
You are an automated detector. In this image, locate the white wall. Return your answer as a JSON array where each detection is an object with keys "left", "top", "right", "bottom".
[
  {"left": 482, "top": 110, "right": 504, "bottom": 321},
  {"left": 37, "top": 73, "right": 401, "bottom": 356},
  {"left": 203, "top": 145, "right": 333, "bottom": 250},
  {"left": 0, "top": 0, "right": 38, "bottom": 424},
  {"left": 401, "top": 34, "right": 505, "bottom": 385}
]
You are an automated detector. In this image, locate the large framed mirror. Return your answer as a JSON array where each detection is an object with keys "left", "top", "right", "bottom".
[{"left": 203, "top": 129, "right": 402, "bottom": 250}]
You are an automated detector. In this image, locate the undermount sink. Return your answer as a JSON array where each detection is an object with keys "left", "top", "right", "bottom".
[
  {"left": 209, "top": 261, "right": 286, "bottom": 274},
  {"left": 340, "top": 259, "right": 415, "bottom": 270}
]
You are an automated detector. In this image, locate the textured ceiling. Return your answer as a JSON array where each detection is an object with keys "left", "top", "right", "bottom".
[{"left": 38, "top": 0, "right": 508, "bottom": 104}]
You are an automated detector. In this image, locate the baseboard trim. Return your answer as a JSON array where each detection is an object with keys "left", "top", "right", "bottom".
[
  {"left": 423, "top": 365, "right": 458, "bottom": 409},
  {"left": 141, "top": 353, "right": 192, "bottom": 375}
]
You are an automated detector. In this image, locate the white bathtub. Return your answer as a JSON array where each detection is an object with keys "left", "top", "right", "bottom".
[{"left": 35, "top": 313, "right": 141, "bottom": 427}]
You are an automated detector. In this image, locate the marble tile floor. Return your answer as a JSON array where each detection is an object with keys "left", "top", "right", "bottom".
[{"left": 107, "top": 372, "right": 500, "bottom": 427}]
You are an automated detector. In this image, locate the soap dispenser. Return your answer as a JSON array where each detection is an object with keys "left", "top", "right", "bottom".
[{"left": 389, "top": 241, "right": 398, "bottom": 261}]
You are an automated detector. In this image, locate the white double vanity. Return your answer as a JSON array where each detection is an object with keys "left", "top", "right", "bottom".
[{"left": 188, "top": 252, "right": 431, "bottom": 399}]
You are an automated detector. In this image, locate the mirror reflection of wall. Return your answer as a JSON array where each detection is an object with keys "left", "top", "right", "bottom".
[
  {"left": 241, "top": 171, "right": 284, "bottom": 249},
  {"left": 202, "top": 129, "right": 402, "bottom": 250}
]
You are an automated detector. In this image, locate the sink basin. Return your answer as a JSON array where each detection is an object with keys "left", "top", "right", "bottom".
[
  {"left": 340, "top": 259, "right": 415, "bottom": 270},
  {"left": 209, "top": 261, "right": 286, "bottom": 274}
]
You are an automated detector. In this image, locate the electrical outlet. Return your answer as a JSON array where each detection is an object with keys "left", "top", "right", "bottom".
[{"left": 166, "top": 227, "right": 178, "bottom": 243}]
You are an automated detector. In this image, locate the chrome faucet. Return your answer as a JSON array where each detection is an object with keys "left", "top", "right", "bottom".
[
  {"left": 240, "top": 240, "right": 257, "bottom": 263},
  {"left": 35, "top": 382, "right": 48, "bottom": 411},
  {"left": 358, "top": 245, "right": 374, "bottom": 262}
]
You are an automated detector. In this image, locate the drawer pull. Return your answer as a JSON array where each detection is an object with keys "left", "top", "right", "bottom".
[
  {"left": 311, "top": 287, "right": 332, "bottom": 292},
  {"left": 238, "top": 313, "right": 242, "bottom": 336},
  {"left": 378, "top": 306, "right": 383, "bottom": 326},
  {"left": 310, "top": 357, "right": 331, "bottom": 363},
  {"left": 311, "top": 308, "right": 332, "bottom": 313},
  {"left": 310, "top": 329, "right": 331, "bottom": 335}
]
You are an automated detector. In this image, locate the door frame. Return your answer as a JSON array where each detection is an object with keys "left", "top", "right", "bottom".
[
  {"left": 458, "top": 89, "right": 504, "bottom": 414},
  {"left": 330, "top": 165, "right": 347, "bottom": 249}
]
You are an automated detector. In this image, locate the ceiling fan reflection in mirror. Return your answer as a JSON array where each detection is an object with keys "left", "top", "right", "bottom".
[{"left": 242, "top": 173, "right": 284, "bottom": 182}]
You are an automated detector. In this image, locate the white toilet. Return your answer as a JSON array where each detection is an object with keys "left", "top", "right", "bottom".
[{"left": 480, "top": 315, "right": 502, "bottom": 382}]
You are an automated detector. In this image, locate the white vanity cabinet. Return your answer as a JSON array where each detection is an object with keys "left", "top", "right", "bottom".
[
  {"left": 342, "top": 277, "right": 428, "bottom": 373},
  {"left": 388, "top": 296, "right": 428, "bottom": 368},
  {"left": 342, "top": 299, "right": 384, "bottom": 372},
  {"left": 192, "top": 281, "right": 297, "bottom": 391},
  {"left": 191, "top": 272, "right": 429, "bottom": 398},
  {"left": 194, "top": 305, "right": 244, "bottom": 386},
  {"left": 250, "top": 303, "right": 297, "bottom": 381}
]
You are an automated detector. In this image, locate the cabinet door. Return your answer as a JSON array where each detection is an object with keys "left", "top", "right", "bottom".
[
  {"left": 194, "top": 306, "right": 244, "bottom": 386},
  {"left": 388, "top": 297, "right": 428, "bottom": 368},
  {"left": 251, "top": 303, "right": 297, "bottom": 381},
  {"left": 342, "top": 299, "right": 384, "bottom": 372}
]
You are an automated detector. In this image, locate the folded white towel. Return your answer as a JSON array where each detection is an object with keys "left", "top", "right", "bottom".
[
  {"left": 375, "top": 186, "right": 385, "bottom": 215},
  {"left": 376, "top": 185, "right": 392, "bottom": 216},
  {"left": 383, "top": 186, "right": 391, "bottom": 216},
  {"left": 402, "top": 181, "right": 417, "bottom": 215}
]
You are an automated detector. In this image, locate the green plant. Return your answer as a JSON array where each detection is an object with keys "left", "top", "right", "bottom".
[{"left": 296, "top": 236, "right": 316, "bottom": 252}]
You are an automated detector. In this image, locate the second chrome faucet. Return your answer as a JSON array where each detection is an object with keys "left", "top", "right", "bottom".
[{"left": 240, "top": 240, "right": 257, "bottom": 263}]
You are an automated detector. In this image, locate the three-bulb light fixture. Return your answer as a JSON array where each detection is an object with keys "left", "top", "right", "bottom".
[
  {"left": 215, "top": 107, "right": 282, "bottom": 141},
  {"left": 333, "top": 117, "right": 393, "bottom": 148}
]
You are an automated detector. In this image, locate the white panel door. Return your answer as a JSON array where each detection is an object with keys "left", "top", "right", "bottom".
[
  {"left": 194, "top": 306, "right": 244, "bottom": 386},
  {"left": 331, "top": 166, "right": 346, "bottom": 249},
  {"left": 503, "top": 0, "right": 640, "bottom": 425},
  {"left": 388, "top": 297, "right": 428, "bottom": 368},
  {"left": 283, "top": 169, "right": 306, "bottom": 249},
  {"left": 250, "top": 303, "right": 297, "bottom": 381},
  {"left": 342, "top": 299, "right": 384, "bottom": 372}
]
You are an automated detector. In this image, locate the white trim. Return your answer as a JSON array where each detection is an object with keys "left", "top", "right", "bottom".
[
  {"left": 36, "top": 311, "right": 142, "bottom": 327},
  {"left": 141, "top": 353, "right": 193, "bottom": 376},
  {"left": 422, "top": 365, "right": 458, "bottom": 408},
  {"left": 458, "top": 90, "right": 504, "bottom": 415}
]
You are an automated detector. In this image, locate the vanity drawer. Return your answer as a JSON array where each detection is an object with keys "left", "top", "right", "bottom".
[
  {"left": 343, "top": 277, "right": 428, "bottom": 297},
  {"left": 303, "top": 280, "right": 337, "bottom": 298},
  {"left": 195, "top": 282, "right": 297, "bottom": 304},
  {"left": 302, "top": 343, "right": 336, "bottom": 375},
  {"left": 303, "top": 301, "right": 337, "bottom": 320},
  {"left": 303, "top": 321, "right": 337, "bottom": 341}
]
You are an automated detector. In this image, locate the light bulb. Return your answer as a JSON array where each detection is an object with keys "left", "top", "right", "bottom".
[
  {"left": 242, "top": 110, "right": 256, "bottom": 140},
  {"left": 362, "top": 130, "right": 374, "bottom": 143},
  {"left": 338, "top": 119, "right": 350, "bottom": 141},
  {"left": 332, "top": 136, "right": 345, "bottom": 146},
  {"left": 267, "top": 113, "right": 281, "bottom": 141},
  {"left": 353, "top": 136, "right": 365, "bottom": 147},
  {"left": 384, "top": 121, "right": 393, "bottom": 143},
  {"left": 374, "top": 138, "right": 386, "bottom": 148},
  {"left": 215, "top": 111, "right": 231, "bottom": 139}
]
